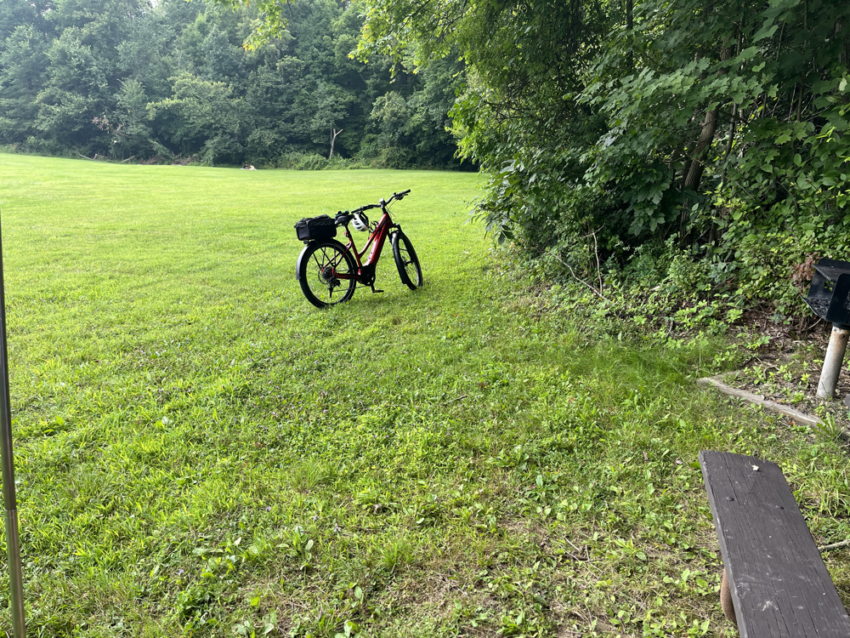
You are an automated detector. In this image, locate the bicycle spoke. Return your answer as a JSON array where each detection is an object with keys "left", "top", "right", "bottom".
[{"left": 303, "top": 243, "right": 355, "bottom": 306}]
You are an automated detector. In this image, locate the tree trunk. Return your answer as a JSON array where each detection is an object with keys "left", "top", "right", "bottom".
[
  {"left": 682, "top": 107, "right": 719, "bottom": 192},
  {"left": 684, "top": 45, "right": 731, "bottom": 190},
  {"left": 328, "top": 127, "right": 343, "bottom": 160},
  {"left": 626, "top": 0, "right": 633, "bottom": 70},
  {"left": 679, "top": 45, "right": 730, "bottom": 246}
]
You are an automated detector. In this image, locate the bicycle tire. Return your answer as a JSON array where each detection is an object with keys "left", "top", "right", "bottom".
[
  {"left": 392, "top": 231, "right": 423, "bottom": 290},
  {"left": 296, "top": 239, "right": 357, "bottom": 308}
]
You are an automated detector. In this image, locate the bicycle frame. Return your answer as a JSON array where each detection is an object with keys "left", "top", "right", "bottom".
[
  {"left": 295, "top": 189, "right": 416, "bottom": 308},
  {"left": 332, "top": 210, "right": 395, "bottom": 282}
]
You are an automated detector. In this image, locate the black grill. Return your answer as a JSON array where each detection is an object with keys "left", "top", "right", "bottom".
[{"left": 805, "top": 258, "right": 850, "bottom": 328}]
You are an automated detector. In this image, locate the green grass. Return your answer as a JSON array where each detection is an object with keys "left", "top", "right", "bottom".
[{"left": 0, "top": 152, "right": 849, "bottom": 637}]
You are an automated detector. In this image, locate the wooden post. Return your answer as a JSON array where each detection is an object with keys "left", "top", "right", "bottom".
[{"left": 817, "top": 325, "right": 850, "bottom": 399}]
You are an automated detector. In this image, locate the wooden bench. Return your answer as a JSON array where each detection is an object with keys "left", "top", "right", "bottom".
[{"left": 699, "top": 451, "right": 850, "bottom": 637}]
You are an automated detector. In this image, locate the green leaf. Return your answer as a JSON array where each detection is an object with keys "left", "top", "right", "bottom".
[{"left": 753, "top": 22, "right": 778, "bottom": 42}]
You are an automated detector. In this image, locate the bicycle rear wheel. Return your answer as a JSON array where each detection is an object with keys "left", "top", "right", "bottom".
[
  {"left": 297, "top": 240, "right": 357, "bottom": 308},
  {"left": 392, "top": 231, "right": 423, "bottom": 290}
]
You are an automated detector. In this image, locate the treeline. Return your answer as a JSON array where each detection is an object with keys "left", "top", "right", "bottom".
[
  {"left": 0, "top": 0, "right": 465, "bottom": 168},
  {"left": 349, "top": 0, "right": 850, "bottom": 321}
]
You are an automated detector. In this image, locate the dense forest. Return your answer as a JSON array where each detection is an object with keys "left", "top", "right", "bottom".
[{"left": 0, "top": 0, "right": 464, "bottom": 168}]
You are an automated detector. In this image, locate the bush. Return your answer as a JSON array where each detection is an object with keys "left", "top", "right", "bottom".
[{"left": 271, "top": 152, "right": 365, "bottom": 170}]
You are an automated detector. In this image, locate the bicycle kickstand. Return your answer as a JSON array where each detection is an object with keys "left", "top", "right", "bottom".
[{"left": 369, "top": 284, "right": 385, "bottom": 294}]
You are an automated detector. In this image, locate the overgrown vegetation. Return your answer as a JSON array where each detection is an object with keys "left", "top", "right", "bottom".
[
  {"left": 1, "top": 154, "right": 849, "bottom": 636},
  {"left": 0, "top": 0, "right": 465, "bottom": 168},
  {"left": 349, "top": 0, "right": 849, "bottom": 323}
]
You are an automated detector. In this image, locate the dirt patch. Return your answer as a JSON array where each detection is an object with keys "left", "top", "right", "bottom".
[{"left": 715, "top": 322, "right": 850, "bottom": 434}]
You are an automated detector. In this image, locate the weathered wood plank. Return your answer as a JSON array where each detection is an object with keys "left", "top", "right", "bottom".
[
  {"left": 699, "top": 451, "right": 850, "bottom": 638},
  {"left": 697, "top": 375, "right": 823, "bottom": 427}
]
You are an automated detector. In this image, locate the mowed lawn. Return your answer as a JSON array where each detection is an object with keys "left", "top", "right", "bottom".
[{"left": 0, "top": 153, "right": 849, "bottom": 637}]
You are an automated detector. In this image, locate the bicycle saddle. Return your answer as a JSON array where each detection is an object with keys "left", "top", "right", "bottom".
[{"left": 335, "top": 211, "right": 352, "bottom": 226}]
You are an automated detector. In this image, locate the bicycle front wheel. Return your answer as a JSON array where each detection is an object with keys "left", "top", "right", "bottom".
[
  {"left": 392, "top": 231, "right": 423, "bottom": 290},
  {"left": 297, "top": 240, "right": 357, "bottom": 308}
]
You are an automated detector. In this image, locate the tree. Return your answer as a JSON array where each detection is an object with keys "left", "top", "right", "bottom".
[
  {"left": 36, "top": 30, "right": 112, "bottom": 150},
  {"left": 0, "top": 0, "right": 51, "bottom": 43},
  {"left": 310, "top": 81, "right": 353, "bottom": 159},
  {"left": 202, "top": 26, "right": 245, "bottom": 84},
  {"left": 0, "top": 25, "right": 48, "bottom": 144},
  {"left": 111, "top": 77, "right": 155, "bottom": 157},
  {"left": 147, "top": 73, "right": 245, "bottom": 164}
]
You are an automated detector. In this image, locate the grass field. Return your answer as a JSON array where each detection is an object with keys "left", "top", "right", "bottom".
[{"left": 0, "top": 153, "right": 848, "bottom": 637}]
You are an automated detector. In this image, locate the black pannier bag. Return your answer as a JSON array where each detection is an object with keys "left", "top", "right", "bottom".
[{"left": 295, "top": 215, "right": 336, "bottom": 241}]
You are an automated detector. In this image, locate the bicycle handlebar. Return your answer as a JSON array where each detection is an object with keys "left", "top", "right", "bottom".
[
  {"left": 336, "top": 188, "right": 410, "bottom": 224},
  {"left": 347, "top": 190, "right": 411, "bottom": 216}
]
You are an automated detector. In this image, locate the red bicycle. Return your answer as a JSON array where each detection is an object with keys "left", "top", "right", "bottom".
[{"left": 294, "top": 190, "right": 423, "bottom": 308}]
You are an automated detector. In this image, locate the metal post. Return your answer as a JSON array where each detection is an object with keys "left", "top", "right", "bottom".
[
  {"left": 0, "top": 212, "right": 25, "bottom": 637},
  {"left": 817, "top": 324, "right": 850, "bottom": 400}
]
